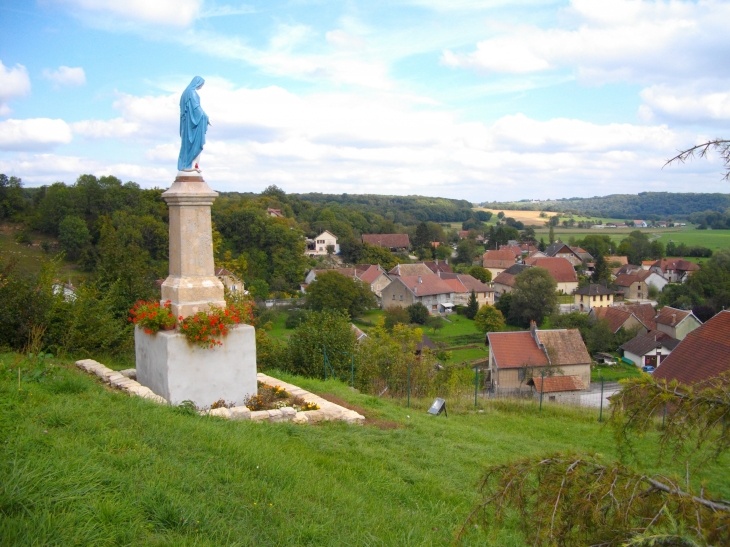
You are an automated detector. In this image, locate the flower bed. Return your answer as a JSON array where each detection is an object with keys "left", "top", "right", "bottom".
[{"left": 243, "top": 382, "right": 320, "bottom": 412}]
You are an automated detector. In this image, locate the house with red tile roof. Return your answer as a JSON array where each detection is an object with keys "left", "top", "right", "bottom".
[
  {"left": 483, "top": 249, "right": 518, "bottom": 277},
  {"left": 650, "top": 258, "right": 701, "bottom": 283},
  {"left": 654, "top": 306, "right": 702, "bottom": 340},
  {"left": 589, "top": 306, "right": 649, "bottom": 335},
  {"left": 653, "top": 311, "right": 730, "bottom": 386},
  {"left": 439, "top": 273, "right": 495, "bottom": 306},
  {"left": 266, "top": 208, "right": 284, "bottom": 218},
  {"left": 522, "top": 256, "right": 579, "bottom": 294},
  {"left": 487, "top": 323, "right": 591, "bottom": 395},
  {"left": 362, "top": 233, "right": 410, "bottom": 252},
  {"left": 380, "top": 273, "right": 456, "bottom": 313},
  {"left": 613, "top": 303, "right": 657, "bottom": 330},
  {"left": 499, "top": 244, "right": 523, "bottom": 259},
  {"left": 388, "top": 263, "right": 434, "bottom": 277},
  {"left": 423, "top": 260, "right": 453, "bottom": 275}
]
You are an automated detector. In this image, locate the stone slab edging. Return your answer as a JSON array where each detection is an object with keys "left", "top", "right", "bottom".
[{"left": 74, "top": 360, "right": 364, "bottom": 425}]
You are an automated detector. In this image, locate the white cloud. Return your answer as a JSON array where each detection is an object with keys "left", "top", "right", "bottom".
[
  {"left": 0, "top": 119, "right": 73, "bottom": 151},
  {"left": 0, "top": 61, "right": 31, "bottom": 115},
  {"left": 441, "top": 0, "right": 730, "bottom": 85},
  {"left": 71, "top": 117, "right": 139, "bottom": 138},
  {"left": 4, "top": 82, "right": 722, "bottom": 199},
  {"left": 55, "top": 0, "right": 202, "bottom": 27},
  {"left": 42, "top": 66, "right": 86, "bottom": 88},
  {"left": 639, "top": 84, "right": 730, "bottom": 124}
]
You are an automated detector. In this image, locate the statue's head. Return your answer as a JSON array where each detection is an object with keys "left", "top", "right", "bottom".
[{"left": 188, "top": 75, "right": 205, "bottom": 91}]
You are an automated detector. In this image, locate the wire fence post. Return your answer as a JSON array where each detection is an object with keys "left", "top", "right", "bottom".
[
  {"left": 539, "top": 371, "right": 545, "bottom": 412},
  {"left": 323, "top": 345, "right": 327, "bottom": 381},
  {"left": 599, "top": 376, "right": 604, "bottom": 423},
  {"left": 474, "top": 364, "right": 479, "bottom": 409},
  {"left": 350, "top": 353, "right": 354, "bottom": 388},
  {"left": 407, "top": 361, "right": 411, "bottom": 409}
]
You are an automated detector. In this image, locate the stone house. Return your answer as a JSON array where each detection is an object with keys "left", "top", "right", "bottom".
[
  {"left": 380, "top": 273, "right": 455, "bottom": 313},
  {"left": 650, "top": 258, "right": 700, "bottom": 283},
  {"left": 486, "top": 323, "right": 591, "bottom": 395},
  {"left": 613, "top": 270, "right": 667, "bottom": 300},
  {"left": 654, "top": 306, "right": 702, "bottom": 340},
  {"left": 523, "top": 256, "right": 578, "bottom": 294},
  {"left": 573, "top": 284, "right": 614, "bottom": 312},
  {"left": 619, "top": 330, "right": 680, "bottom": 368},
  {"left": 653, "top": 310, "right": 730, "bottom": 385},
  {"left": 305, "top": 230, "right": 339, "bottom": 256},
  {"left": 214, "top": 268, "right": 245, "bottom": 294},
  {"left": 362, "top": 233, "right": 410, "bottom": 252}
]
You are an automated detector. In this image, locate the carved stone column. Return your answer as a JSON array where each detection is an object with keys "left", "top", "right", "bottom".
[{"left": 160, "top": 173, "right": 226, "bottom": 318}]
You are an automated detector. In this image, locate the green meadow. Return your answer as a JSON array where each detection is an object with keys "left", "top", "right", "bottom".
[{"left": 2, "top": 352, "right": 729, "bottom": 546}]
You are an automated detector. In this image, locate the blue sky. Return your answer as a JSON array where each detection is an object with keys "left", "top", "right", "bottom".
[{"left": 1, "top": 0, "right": 729, "bottom": 201}]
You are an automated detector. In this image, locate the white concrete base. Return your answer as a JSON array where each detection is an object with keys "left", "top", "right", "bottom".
[{"left": 135, "top": 325, "right": 257, "bottom": 406}]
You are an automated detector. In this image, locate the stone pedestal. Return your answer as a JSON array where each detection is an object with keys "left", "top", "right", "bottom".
[
  {"left": 135, "top": 325, "right": 257, "bottom": 406},
  {"left": 134, "top": 171, "right": 257, "bottom": 407},
  {"left": 160, "top": 173, "right": 226, "bottom": 318}
]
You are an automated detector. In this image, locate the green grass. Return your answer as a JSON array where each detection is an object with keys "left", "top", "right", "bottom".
[
  {"left": 591, "top": 361, "right": 642, "bottom": 383},
  {"left": 2, "top": 353, "right": 728, "bottom": 546},
  {"left": 446, "top": 346, "right": 488, "bottom": 363},
  {"left": 264, "top": 311, "right": 291, "bottom": 343},
  {"left": 534, "top": 224, "right": 730, "bottom": 253}
]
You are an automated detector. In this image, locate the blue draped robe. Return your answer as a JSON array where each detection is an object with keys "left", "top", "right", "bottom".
[{"left": 177, "top": 76, "right": 209, "bottom": 171}]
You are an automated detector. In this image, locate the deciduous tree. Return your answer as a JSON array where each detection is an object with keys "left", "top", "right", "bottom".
[
  {"left": 509, "top": 267, "right": 558, "bottom": 327},
  {"left": 306, "top": 271, "right": 376, "bottom": 318},
  {"left": 474, "top": 304, "right": 505, "bottom": 334}
]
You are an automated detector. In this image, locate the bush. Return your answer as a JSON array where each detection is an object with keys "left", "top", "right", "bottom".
[
  {"left": 286, "top": 310, "right": 356, "bottom": 378},
  {"left": 406, "top": 302, "right": 429, "bottom": 324},
  {"left": 384, "top": 306, "right": 410, "bottom": 330},
  {"left": 285, "top": 309, "right": 309, "bottom": 329}
]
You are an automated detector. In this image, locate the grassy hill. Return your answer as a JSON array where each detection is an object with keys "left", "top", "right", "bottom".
[
  {"left": 3, "top": 352, "right": 729, "bottom": 546},
  {"left": 481, "top": 192, "right": 730, "bottom": 219}
]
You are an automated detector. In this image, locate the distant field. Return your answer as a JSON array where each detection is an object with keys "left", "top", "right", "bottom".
[
  {"left": 532, "top": 225, "right": 730, "bottom": 252},
  {"left": 476, "top": 207, "right": 625, "bottom": 227}
]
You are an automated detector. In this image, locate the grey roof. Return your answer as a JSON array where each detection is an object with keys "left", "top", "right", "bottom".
[
  {"left": 503, "top": 264, "right": 532, "bottom": 276},
  {"left": 620, "top": 330, "right": 680, "bottom": 356},
  {"left": 545, "top": 242, "right": 576, "bottom": 257},
  {"left": 574, "top": 284, "right": 615, "bottom": 296}
]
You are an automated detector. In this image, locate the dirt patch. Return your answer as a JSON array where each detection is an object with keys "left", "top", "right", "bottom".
[{"left": 318, "top": 393, "right": 402, "bottom": 430}]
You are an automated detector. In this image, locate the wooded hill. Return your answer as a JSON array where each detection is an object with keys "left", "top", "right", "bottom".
[{"left": 482, "top": 192, "right": 730, "bottom": 219}]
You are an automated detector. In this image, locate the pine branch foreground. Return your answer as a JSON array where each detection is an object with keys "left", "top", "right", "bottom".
[
  {"left": 458, "top": 453, "right": 730, "bottom": 546},
  {"left": 458, "top": 374, "right": 730, "bottom": 546}
]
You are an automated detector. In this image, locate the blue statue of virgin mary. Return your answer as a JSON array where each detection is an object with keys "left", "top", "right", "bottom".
[{"left": 178, "top": 76, "right": 209, "bottom": 171}]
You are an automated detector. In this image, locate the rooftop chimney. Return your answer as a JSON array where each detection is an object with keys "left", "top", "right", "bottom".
[
  {"left": 414, "top": 286, "right": 418, "bottom": 294},
  {"left": 418, "top": 276, "right": 422, "bottom": 284}
]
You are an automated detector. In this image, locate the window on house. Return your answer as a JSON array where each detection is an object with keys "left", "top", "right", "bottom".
[
  {"left": 392, "top": 294, "right": 395, "bottom": 300},
  {"left": 600, "top": 295, "right": 603, "bottom": 301},
  {"left": 432, "top": 305, "right": 437, "bottom": 310},
  {"left": 399, "top": 295, "right": 403, "bottom": 301}
]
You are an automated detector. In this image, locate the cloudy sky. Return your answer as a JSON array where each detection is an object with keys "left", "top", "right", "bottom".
[{"left": 1, "top": 0, "right": 728, "bottom": 201}]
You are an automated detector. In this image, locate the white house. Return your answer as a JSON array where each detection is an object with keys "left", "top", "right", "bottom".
[{"left": 305, "top": 230, "right": 339, "bottom": 256}]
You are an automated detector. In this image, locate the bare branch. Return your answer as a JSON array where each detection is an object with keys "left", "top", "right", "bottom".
[{"left": 664, "top": 139, "right": 730, "bottom": 181}]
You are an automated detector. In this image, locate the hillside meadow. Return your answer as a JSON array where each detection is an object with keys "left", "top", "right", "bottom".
[{"left": 2, "top": 352, "right": 729, "bottom": 546}]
